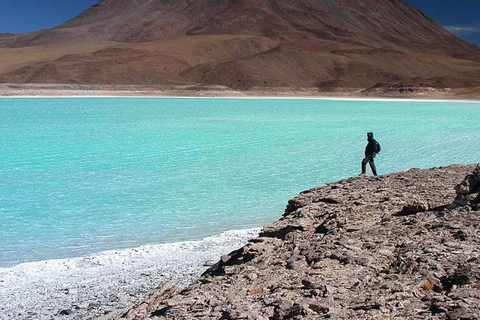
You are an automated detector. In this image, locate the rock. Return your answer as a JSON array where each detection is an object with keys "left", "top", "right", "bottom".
[
  {"left": 441, "top": 263, "right": 480, "bottom": 292},
  {"left": 108, "top": 164, "right": 480, "bottom": 320},
  {"left": 455, "top": 165, "right": 480, "bottom": 195},
  {"left": 396, "top": 201, "right": 429, "bottom": 216},
  {"left": 286, "top": 255, "right": 307, "bottom": 270},
  {"left": 88, "top": 303, "right": 101, "bottom": 310},
  {"left": 308, "top": 303, "right": 330, "bottom": 315},
  {"left": 58, "top": 309, "right": 72, "bottom": 316},
  {"left": 447, "top": 307, "right": 477, "bottom": 320},
  {"left": 301, "top": 278, "right": 324, "bottom": 290}
]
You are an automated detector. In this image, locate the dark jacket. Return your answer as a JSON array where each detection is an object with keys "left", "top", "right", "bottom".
[{"left": 365, "top": 139, "right": 378, "bottom": 157}]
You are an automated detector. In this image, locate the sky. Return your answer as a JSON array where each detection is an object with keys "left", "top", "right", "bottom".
[
  {"left": 0, "top": 0, "right": 479, "bottom": 46},
  {"left": 406, "top": 0, "right": 480, "bottom": 46}
]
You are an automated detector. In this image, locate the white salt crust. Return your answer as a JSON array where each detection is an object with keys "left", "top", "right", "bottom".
[{"left": 0, "top": 228, "right": 260, "bottom": 320}]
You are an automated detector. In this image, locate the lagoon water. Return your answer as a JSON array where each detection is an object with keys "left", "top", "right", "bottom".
[{"left": 1, "top": 97, "right": 479, "bottom": 267}]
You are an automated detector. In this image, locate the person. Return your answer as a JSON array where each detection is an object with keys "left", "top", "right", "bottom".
[{"left": 361, "top": 132, "right": 381, "bottom": 176}]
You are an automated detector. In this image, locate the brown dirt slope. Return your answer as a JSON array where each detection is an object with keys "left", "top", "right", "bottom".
[
  {"left": 107, "top": 164, "right": 480, "bottom": 319},
  {"left": 1, "top": 0, "right": 480, "bottom": 91}
]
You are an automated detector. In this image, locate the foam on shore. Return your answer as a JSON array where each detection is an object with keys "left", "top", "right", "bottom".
[{"left": 0, "top": 228, "right": 260, "bottom": 320}]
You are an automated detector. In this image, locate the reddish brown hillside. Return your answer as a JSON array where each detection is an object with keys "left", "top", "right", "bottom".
[{"left": 0, "top": 0, "right": 479, "bottom": 91}]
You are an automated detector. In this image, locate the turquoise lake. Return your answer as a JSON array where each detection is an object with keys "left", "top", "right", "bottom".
[{"left": 0, "top": 98, "right": 479, "bottom": 267}]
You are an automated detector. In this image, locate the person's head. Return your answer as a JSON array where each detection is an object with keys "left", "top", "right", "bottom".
[{"left": 367, "top": 132, "right": 374, "bottom": 141}]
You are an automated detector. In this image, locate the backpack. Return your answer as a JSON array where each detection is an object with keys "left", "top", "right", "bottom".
[{"left": 374, "top": 141, "right": 381, "bottom": 153}]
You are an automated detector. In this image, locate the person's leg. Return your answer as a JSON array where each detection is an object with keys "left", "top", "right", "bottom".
[
  {"left": 369, "top": 157, "right": 377, "bottom": 176},
  {"left": 361, "top": 157, "right": 368, "bottom": 174}
]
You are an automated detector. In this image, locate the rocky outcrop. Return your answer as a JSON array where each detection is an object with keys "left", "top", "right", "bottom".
[
  {"left": 455, "top": 165, "right": 480, "bottom": 205},
  {"left": 107, "top": 164, "right": 480, "bottom": 320}
]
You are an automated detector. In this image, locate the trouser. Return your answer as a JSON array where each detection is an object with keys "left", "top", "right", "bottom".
[{"left": 362, "top": 155, "right": 377, "bottom": 176}]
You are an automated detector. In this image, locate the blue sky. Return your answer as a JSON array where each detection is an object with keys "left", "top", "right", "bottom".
[
  {"left": 0, "top": 0, "right": 479, "bottom": 46},
  {"left": 407, "top": 0, "right": 480, "bottom": 46}
]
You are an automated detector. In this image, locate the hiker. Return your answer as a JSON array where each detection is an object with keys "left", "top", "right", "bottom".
[{"left": 361, "top": 132, "right": 381, "bottom": 176}]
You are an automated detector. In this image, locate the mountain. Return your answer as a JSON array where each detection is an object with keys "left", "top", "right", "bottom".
[{"left": 1, "top": 0, "right": 480, "bottom": 91}]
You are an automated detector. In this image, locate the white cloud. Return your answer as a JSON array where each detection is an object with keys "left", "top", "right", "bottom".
[{"left": 444, "top": 25, "right": 480, "bottom": 35}]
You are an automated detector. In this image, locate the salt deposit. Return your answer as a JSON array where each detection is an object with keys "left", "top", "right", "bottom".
[{"left": 0, "top": 228, "right": 260, "bottom": 320}]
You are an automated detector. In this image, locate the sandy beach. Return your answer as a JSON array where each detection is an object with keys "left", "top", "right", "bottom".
[{"left": 0, "top": 228, "right": 260, "bottom": 320}]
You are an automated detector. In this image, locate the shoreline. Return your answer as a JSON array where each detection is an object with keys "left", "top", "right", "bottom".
[
  {"left": 0, "top": 228, "right": 260, "bottom": 320},
  {"left": 1, "top": 95, "right": 480, "bottom": 103},
  {"left": 1, "top": 84, "right": 479, "bottom": 102}
]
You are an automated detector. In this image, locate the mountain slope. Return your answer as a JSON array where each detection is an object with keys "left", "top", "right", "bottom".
[{"left": 1, "top": 0, "right": 480, "bottom": 91}]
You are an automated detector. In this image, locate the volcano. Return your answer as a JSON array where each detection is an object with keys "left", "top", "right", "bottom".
[{"left": 1, "top": 0, "right": 479, "bottom": 91}]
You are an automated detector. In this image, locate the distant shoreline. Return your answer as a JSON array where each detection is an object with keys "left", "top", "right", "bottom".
[
  {"left": 1, "top": 84, "right": 479, "bottom": 102},
  {"left": 2, "top": 95, "right": 480, "bottom": 103}
]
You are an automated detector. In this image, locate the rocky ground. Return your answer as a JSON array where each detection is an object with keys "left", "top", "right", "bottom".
[{"left": 106, "top": 164, "right": 480, "bottom": 320}]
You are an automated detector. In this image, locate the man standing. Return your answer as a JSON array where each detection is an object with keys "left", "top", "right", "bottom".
[{"left": 361, "top": 132, "right": 381, "bottom": 176}]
